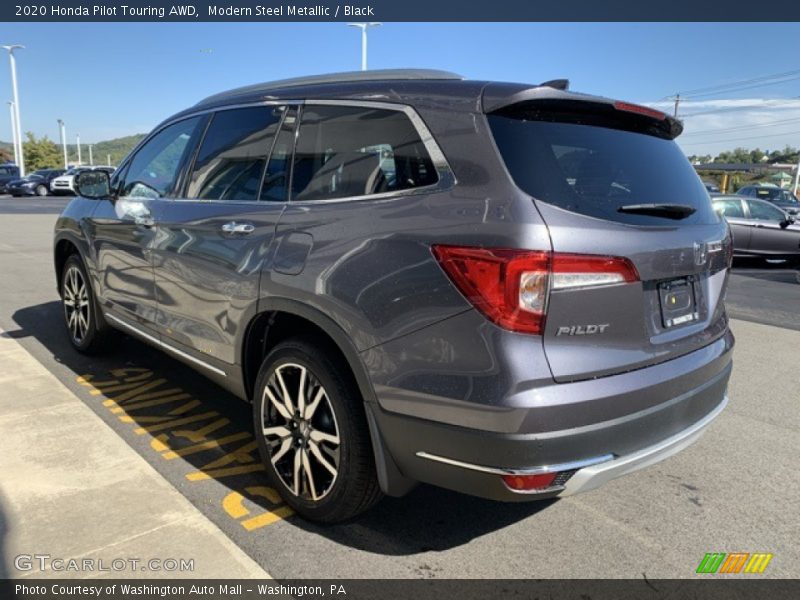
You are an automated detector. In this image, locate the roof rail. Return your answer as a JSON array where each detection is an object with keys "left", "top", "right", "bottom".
[{"left": 197, "top": 69, "right": 464, "bottom": 106}]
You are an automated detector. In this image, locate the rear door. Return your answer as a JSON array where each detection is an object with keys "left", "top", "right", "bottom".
[
  {"left": 150, "top": 104, "right": 292, "bottom": 365},
  {"left": 489, "top": 102, "right": 731, "bottom": 382}
]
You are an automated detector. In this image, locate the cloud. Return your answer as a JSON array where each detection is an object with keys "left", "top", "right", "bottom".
[{"left": 646, "top": 98, "right": 800, "bottom": 157}]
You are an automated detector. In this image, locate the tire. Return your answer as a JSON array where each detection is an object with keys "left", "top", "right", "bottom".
[
  {"left": 60, "top": 253, "right": 111, "bottom": 354},
  {"left": 253, "top": 337, "right": 383, "bottom": 523},
  {"left": 35, "top": 184, "right": 48, "bottom": 196}
]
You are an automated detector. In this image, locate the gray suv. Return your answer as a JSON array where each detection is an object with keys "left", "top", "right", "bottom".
[{"left": 54, "top": 69, "right": 734, "bottom": 522}]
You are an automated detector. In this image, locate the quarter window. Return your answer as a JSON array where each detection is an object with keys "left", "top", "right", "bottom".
[
  {"left": 120, "top": 116, "right": 203, "bottom": 199},
  {"left": 291, "top": 105, "right": 437, "bottom": 201},
  {"left": 188, "top": 106, "right": 284, "bottom": 202}
]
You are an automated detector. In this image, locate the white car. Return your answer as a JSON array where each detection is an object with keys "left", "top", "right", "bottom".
[{"left": 50, "top": 166, "right": 114, "bottom": 195}]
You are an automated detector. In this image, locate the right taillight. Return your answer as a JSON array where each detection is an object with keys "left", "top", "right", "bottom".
[{"left": 432, "top": 245, "right": 638, "bottom": 335}]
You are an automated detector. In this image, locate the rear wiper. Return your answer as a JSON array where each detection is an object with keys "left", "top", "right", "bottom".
[{"left": 617, "top": 203, "right": 696, "bottom": 219}]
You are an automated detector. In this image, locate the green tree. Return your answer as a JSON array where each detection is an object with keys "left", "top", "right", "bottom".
[{"left": 22, "top": 132, "right": 63, "bottom": 170}]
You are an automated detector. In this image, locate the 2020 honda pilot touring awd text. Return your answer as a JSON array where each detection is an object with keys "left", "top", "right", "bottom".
[{"left": 54, "top": 70, "right": 734, "bottom": 522}]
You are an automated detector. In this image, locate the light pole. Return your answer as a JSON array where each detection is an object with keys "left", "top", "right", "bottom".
[
  {"left": 76, "top": 134, "right": 81, "bottom": 166},
  {"left": 7, "top": 101, "right": 17, "bottom": 165},
  {"left": 57, "top": 119, "right": 67, "bottom": 169},
  {"left": 2, "top": 45, "right": 24, "bottom": 175},
  {"left": 88, "top": 144, "right": 93, "bottom": 166},
  {"left": 793, "top": 154, "right": 800, "bottom": 196},
  {"left": 347, "top": 23, "right": 381, "bottom": 71}
]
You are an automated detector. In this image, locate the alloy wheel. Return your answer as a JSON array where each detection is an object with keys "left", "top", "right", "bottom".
[
  {"left": 63, "top": 265, "right": 90, "bottom": 344},
  {"left": 260, "top": 363, "right": 341, "bottom": 501}
]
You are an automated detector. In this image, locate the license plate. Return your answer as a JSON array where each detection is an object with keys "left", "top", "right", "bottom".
[{"left": 658, "top": 277, "right": 698, "bottom": 328}]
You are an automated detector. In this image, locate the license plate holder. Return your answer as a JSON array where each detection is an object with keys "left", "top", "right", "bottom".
[{"left": 658, "top": 276, "right": 698, "bottom": 328}]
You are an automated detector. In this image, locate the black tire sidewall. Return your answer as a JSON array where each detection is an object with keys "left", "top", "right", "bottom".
[{"left": 252, "top": 339, "right": 374, "bottom": 522}]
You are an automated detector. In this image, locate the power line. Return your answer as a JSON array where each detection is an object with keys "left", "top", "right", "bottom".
[
  {"left": 668, "top": 68, "right": 800, "bottom": 98},
  {"left": 685, "top": 75, "right": 800, "bottom": 99},
  {"left": 682, "top": 115, "right": 800, "bottom": 137},
  {"left": 680, "top": 128, "right": 800, "bottom": 146},
  {"left": 679, "top": 97, "right": 800, "bottom": 118}
]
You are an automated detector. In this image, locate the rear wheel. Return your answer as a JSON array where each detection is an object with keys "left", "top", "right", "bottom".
[
  {"left": 253, "top": 337, "right": 382, "bottom": 523},
  {"left": 35, "top": 184, "right": 48, "bottom": 196},
  {"left": 61, "top": 254, "right": 110, "bottom": 353}
]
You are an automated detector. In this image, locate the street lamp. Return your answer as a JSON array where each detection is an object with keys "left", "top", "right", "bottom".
[
  {"left": 1, "top": 44, "right": 25, "bottom": 176},
  {"left": 347, "top": 23, "right": 381, "bottom": 71},
  {"left": 7, "top": 101, "right": 17, "bottom": 165},
  {"left": 88, "top": 144, "right": 93, "bottom": 166},
  {"left": 57, "top": 119, "right": 67, "bottom": 169}
]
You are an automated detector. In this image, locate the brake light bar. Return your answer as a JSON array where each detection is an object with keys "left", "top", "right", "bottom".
[
  {"left": 613, "top": 101, "right": 667, "bottom": 121},
  {"left": 432, "top": 245, "right": 639, "bottom": 335}
]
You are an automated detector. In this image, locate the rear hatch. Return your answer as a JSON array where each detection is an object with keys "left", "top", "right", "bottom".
[{"left": 486, "top": 94, "right": 732, "bottom": 382}]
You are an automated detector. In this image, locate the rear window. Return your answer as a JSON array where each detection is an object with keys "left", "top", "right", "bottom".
[{"left": 488, "top": 110, "right": 718, "bottom": 225}]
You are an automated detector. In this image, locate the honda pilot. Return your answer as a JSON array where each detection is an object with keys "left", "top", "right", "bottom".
[{"left": 54, "top": 69, "right": 734, "bottom": 522}]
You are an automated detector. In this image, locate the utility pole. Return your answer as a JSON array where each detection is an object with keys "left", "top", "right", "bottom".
[
  {"left": 57, "top": 119, "right": 67, "bottom": 168},
  {"left": 793, "top": 153, "right": 800, "bottom": 196},
  {"left": 347, "top": 23, "right": 381, "bottom": 71},
  {"left": 2, "top": 45, "right": 25, "bottom": 175},
  {"left": 88, "top": 144, "right": 93, "bottom": 166},
  {"left": 106, "top": 153, "right": 111, "bottom": 166},
  {"left": 7, "top": 101, "right": 17, "bottom": 165},
  {"left": 673, "top": 94, "right": 681, "bottom": 118},
  {"left": 76, "top": 134, "right": 81, "bottom": 166}
]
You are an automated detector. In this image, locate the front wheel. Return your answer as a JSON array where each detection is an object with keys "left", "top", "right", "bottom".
[
  {"left": 253, "top": 337, "right": 382, "bottom": 523},
  {"left": 61, "top": 254, "right": 110, "bottom": 353}
]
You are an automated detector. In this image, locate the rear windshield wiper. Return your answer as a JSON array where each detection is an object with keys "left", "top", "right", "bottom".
[{"left": 617, "top": 203, "right": 696, "bottom": 219}]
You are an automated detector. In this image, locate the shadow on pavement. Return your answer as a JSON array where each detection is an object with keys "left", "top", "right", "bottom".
[
  {"left": 10, "top": 301, "right": 550, "bottom": 556},
  {"left": 0, "top": 490, "right": 10, "bottom": 579}
]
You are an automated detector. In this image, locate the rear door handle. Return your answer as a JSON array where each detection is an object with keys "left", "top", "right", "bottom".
[
  {"left": 221, "top": 222, "right": 255, "bottom": 235},
  {"left": 134, "top": 215, "right": 155, "bottom": 228}
]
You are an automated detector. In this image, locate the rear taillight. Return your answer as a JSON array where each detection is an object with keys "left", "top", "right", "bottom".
[{"left": 432, "top": 245, "right": 639, "bottom": 335}]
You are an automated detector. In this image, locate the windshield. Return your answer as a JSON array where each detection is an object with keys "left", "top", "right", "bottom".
[{"left": 488, "top": 112, "right": 719, "bottom": 226}]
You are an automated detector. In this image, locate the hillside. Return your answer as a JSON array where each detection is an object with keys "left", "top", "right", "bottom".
[{"left": 0, "top": 133, "right": 146, "bottom": 166}]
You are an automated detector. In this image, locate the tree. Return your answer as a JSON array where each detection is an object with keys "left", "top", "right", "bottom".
[
  {"left": 0, "top": 147, "right": 11, "bottom": 163},
  {"left": 22, "top": 132, "right": 62, "bottom": 170}
]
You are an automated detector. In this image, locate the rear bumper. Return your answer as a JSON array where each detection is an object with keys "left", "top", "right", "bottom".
[{"left": 369, "top": 328, "right": 733, "bottom": 501}]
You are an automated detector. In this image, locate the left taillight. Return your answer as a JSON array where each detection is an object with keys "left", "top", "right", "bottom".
[{"left": 432, "top": 245, "right": 638, "bottom": 335}]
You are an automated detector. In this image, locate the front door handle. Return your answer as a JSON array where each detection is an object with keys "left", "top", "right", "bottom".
[
  {"left": 221, "top": 222, "right": 255, "bottom": 235},
  {"left": 134, "top": 215, "right": 155, "bottom": 228}
]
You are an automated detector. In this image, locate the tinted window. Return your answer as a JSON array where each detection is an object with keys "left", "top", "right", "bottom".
[
  {"left": 747, "top": 200, "right": 786, "bottom": 221},
  {"left": 291, "top": 105, "right": 437, "bottom": 201},
  {"left": 188, "top": 106, "right": 283, "bottom": 201},
  {"left": 121, "top": 117, "right": 203, "bottom": 199},
  {"left": 488, "top": 112, "right": 718, "bottom": 225},
  {"left": 260, "top": 107, "right": 296, "bottom": 202},
  {"left": 714, "top": 199, "right": 744, "bottom": 219}
]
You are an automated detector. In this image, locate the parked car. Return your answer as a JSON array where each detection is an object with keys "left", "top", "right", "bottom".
[
  {"left": 702, "top": 180, "right": 720, "bottom": 193},
  {"left": 50, "top": 166, "right": 115, "bottom": 196},
  {"left": 712, "top": 194, "right": 800, "bottom": 262},
  {"left": 7, "top": 169, "right": 65, "bottom": 196},
  {"left": 0, "top": 163, "right": 20, "bottom": 194},
  {"left": 736, "top": 184, "right": 800, "bottom": 216},
  {"left": 54, "top": 69, "right": 734, "bottom": 522}
]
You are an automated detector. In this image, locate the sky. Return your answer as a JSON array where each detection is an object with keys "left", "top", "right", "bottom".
[{"left": 1, "top": 22, "right": 800, "bottom": 157}]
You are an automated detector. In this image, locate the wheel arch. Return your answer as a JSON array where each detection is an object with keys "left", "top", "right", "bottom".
[{"left": 241, "top": 298, "right": 416, "bottom": 497}]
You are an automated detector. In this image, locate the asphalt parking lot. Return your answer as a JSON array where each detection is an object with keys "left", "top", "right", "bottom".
[{"left": 0, "top": 195, "right": 798, "bottom": 579}]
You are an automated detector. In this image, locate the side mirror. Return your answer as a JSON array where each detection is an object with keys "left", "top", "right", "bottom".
[
  {"left": 75, "top": 170, "right": 112, "bottom": 199},
  {"left": 779, "top": 217, "right": 794, "bottom": 229}
]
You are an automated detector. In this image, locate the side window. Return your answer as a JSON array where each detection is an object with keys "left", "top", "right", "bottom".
[
  {"left": 260, "top": 107, "right": 297, "bottom": 202},
  {"left": 188, "top": 106, "right": 283, "bottom": 201},
  {"left": 291, "top": 105, "right": 438, "bottom": 202},
  {"left": 748, "top": 200, "right": 786, "bottom": 221},
  {"left": 120, "top": 116, "right": 203, "bottom": 199},
  {"left": 714, "top": 199, "right": 744, "bottom": 218}
]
